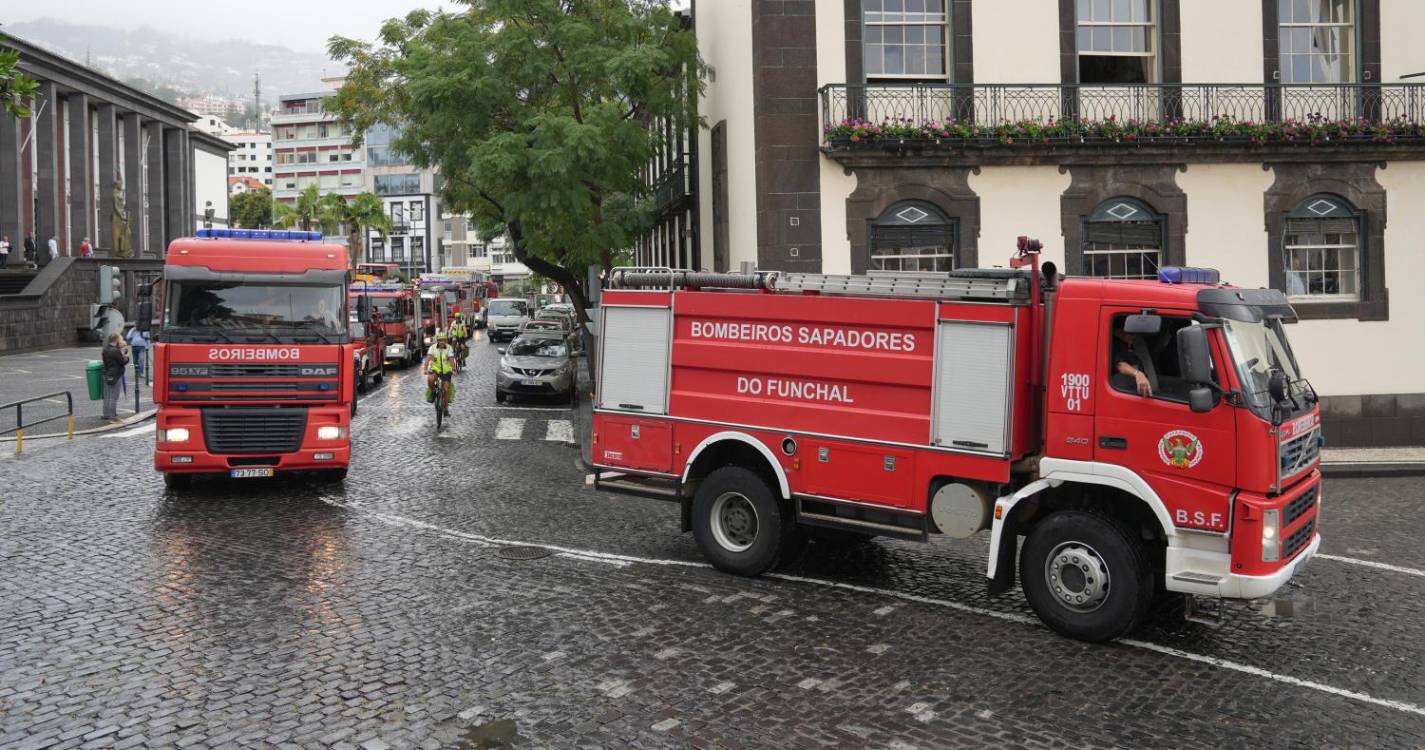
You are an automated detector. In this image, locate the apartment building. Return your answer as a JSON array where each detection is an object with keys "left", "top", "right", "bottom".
[
  {"left": 227, "top": 130, "right": 273, "bottom": 188},
  {"left": 270, "top": 79, "right": 365, "bottom": 204},
  {"left": 694, "top": 0, "right": 1425, "bottom": 446},
  {"left": 362, "top": 125, "right": 442, "bottom": 276}
]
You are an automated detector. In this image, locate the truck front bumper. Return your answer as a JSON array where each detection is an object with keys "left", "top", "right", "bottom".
[
  {"left": 156, "top": 445, "right": 351, "bottom": 473},
  {"left": 1217, "top": 532, "right": 1320, "bottom": 599}
]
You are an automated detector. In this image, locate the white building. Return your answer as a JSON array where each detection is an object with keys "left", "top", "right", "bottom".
[
  {"left": 226, "top": 130, "right": 272, "bottom": 188},
  {"left": 692, "top": 0, "right": 1425, "bottom": 448},
  {"left": 270, "top": 78, "right": 365, "bottom": 205},
  {"left": 362, "top": 124, "right": 445, "bottom": 276},
  {"left": 467, "top": 234, "right": 529, "bottom": 283}
]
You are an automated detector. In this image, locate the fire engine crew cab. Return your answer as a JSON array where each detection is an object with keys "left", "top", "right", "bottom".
[{"left": 591, "top": 238, "right": 1322, "bottom": 642}]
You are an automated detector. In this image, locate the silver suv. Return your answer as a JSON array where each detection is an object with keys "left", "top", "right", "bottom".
[
  {"left": 496, "top": 332, "right": 576, "bottom": 404},
  {"left": 486, "top": 298, "right": 532, "bottom": 342}
]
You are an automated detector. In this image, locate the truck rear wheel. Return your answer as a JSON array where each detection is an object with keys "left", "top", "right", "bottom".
[
  {"left": 1019, "top": 510, "right": 1153, "bottom": 643},
  {"left": 692, "top": 466, "right": 792, "bottom": 576}
]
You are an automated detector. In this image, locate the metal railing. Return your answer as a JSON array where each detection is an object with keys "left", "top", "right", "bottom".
[
  {"left": 2, "top": 391, "right": 74, "bottom": 454},
  {"left": 821, "top": 82, "right": 1425, "bottom": 131}
]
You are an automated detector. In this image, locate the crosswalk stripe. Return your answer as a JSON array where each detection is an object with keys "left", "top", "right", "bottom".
[
  {"left": 495, "top": 417, "right": 525, "bottom": 440},
  {"left": 544, "top": 419, "right": 574, "bottom": 443}
]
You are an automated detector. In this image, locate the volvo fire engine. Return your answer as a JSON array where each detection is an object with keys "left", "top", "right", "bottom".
[
  {"left": 153, "top": 229, "right": 359, "bottom": 488},
  {"left": 590, "top": 239, "right": 1323, "bottom": 642}
]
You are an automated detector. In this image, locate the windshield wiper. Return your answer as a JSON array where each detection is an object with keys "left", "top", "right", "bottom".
[
  {"left": 292, "top": 330, "right": 334, "bottom": 345},
  {"left": 239, "top": 330, "right": 284, "bottom": 344},
  {"left": 165, "top": 326, "right": 234, "bottom": 343}
]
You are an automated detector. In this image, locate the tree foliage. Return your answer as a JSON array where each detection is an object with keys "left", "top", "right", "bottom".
[
  {"left": 273, "top": 185, "right": 393, "bottom": 266},
  {"left": 273, "top": 184, "right": 327, "bottom": 232},
  {"left": 1, "top": 47, "right": 40, "bottom": 119},
  {"left": 327, "top": 0, "right": 703, "bottom": 322},
  {"left": 230, "top": 187, "right": 274, "bottom": 229}
]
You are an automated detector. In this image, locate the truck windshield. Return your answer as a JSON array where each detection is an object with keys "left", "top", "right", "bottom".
[
  {"left": 368, "top": 295, "right": 403, "bottom": 321},
  {"left": 1221, "top": 318, "right": 1307, "bottom": 414},
  {"left": 167, "top": 281, "right": 344, "bottom": 336}
]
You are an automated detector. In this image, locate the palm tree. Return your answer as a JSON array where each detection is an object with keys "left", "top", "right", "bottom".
[
  {"left": 273, "top": 184, "right": 325, "bottom": 231},
  {"left": 315, "top": 191, "right": 392, "bottom": 266}
]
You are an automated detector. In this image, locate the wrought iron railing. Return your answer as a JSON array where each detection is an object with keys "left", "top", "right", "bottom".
[
  {"left": 654, "top": 159, "right": 691, "bottom": 210},
  {"left": 821, "top": 82, "right": 1425, "bottom": 132}
]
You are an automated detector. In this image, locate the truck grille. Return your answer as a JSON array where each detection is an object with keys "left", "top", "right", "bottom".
[
  {"left": 202, "top": 407, "right": 308, "bottom": 454},
  {"left": 1283, "top": 519, "right": 1316, "bottom": 561},
  {"left": 1280, "top": 427, "right": 1321, "bottom": 480},
  {"left": 210, "top": 363, "right": 307, "bottom": 377},
  {"left": 1284, "top": 485, "right": 1319, "bottom": 526}
]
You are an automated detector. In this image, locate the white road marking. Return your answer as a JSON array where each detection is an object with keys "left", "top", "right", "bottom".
[
  {"left": 494, "top": 418, "right": 524, "bottom": 440},
  {"left": 544, "top": 419, "right": 574, "bottom": 443},
  {"left": 103, "top": 423, "right": 155, "bottom": 439},
  {"left": 318, "top": 498, "right": 1425, "bottom": 720},
  {"left": 1318, "top": 553, "right": 1425, "bottom": 579}
]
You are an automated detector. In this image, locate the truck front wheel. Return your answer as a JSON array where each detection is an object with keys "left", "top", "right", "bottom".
[
  {"left": 1019, "top": 510, "right": 1153, "bottom": 643},
  {"left": 693, "top": 466, "right": 793, "bottom": 576}
]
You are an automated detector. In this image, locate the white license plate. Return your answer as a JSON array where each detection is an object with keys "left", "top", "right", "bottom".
[
  {"left": 230, "top": 468, "right": 274, "bottom": 479},
  {"left": 522, "top": 379, "right": 543, "bottom": 386}
]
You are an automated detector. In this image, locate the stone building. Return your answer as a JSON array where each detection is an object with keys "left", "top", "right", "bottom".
[
  {"left": 0, "top": 32, "right": 233, "bottom": 352},
  {"left": 693, "top": 0, "right": 1425, "bottom": 447}
]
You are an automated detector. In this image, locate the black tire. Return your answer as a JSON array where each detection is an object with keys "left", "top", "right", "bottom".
[
  {"left": 1019, "top": 510, "right": 1154, "bottom": 643},
  {"left": 163, "top": 472, "right": 192, "bottom": 491},
  {"left": 375, "top": 360, "right": 385, "bottom": 384},
  {"left": 495, "top": 390, "right": 507, "bottom": 403},
  {"left": 692, "top": 466, "right": 794, "bottom": 576},
  {"left": 435, "top": 386, "right": 446, "bottom": 431}
]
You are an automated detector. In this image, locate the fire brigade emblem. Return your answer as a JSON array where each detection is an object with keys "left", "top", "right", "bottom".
[{"left": 1158, "top": 430, "right": 1203, "bottom": 469}]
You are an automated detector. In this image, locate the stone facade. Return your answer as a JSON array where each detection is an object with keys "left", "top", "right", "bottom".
[{"left": 0, "top": 259, "right": 161, "bottom": 354}]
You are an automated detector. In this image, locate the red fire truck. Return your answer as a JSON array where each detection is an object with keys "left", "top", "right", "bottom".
[
  {"left": 153, "top": 229, "right": 358, "bottom": 488},
  {"left": 590, "top": 240, "right": 1323, "bottom": 641},
  {"left": 352, "top": 284, "right": 423, "bottom": 367}
]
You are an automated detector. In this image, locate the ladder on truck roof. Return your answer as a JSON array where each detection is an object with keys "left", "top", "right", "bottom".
[{"left": 606, "top": 267, "right": 1030, "bottom": 304}]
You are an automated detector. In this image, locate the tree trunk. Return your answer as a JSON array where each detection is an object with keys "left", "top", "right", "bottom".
[{"left": 508, "top": 219, "right": 599, "bottom": 391}]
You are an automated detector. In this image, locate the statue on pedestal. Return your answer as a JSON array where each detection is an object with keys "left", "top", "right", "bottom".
[{"left": 112, "top": 180, "right": 132, "bottom": 258}]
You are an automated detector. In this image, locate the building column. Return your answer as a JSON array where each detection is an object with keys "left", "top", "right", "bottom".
[
  {"left": 163, "top": 128, "right": 186, "bottom": 245},
  {"left": 178, "top": 129, "right": 192, "bottom": 241},
  {"left": 122, "top": 113, "right": 145, "bottom": 258},
  {"left": 66, "top": 93, "right": 91, "bottom": 250},
  {"left": 0, "top": 111, "right": 21, "bottom": 245},
  {"left": 95, "top": 104, "right": 117, "bottom": 252},
  {"left": 145, "top": 120, "right": 165, "bottom": 256},
  {"left": 34, "top": 81, "right": 61, "bottom": 265}
]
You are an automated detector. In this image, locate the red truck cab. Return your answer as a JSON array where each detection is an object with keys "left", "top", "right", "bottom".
[
  {"left": 353, "top": 285, "right": 421, "bottom": 367},
  {"left": 153, "top": 229, "right": 356, "bottom": 487},
  {"left": 590, "top": 246, "right": 1322, "bottom": 642}
]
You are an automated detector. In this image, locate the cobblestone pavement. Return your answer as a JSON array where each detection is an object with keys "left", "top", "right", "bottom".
[{"left": 3, "top": 333, "right": 1425, "bottom": 749}]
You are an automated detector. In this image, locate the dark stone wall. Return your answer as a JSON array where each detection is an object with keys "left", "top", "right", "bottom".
[
  {"left": 1321, "top": 394, "right": 1425, "bottom": 447},
  {"left": 1059, "top": 163, "right": 1188, "bottom": 274},
  {"left": 843, "top": 165, "right": 981, "bottom": 273},
  {"left": 0, "top": 258, "right": 161, "bottom": 354}
]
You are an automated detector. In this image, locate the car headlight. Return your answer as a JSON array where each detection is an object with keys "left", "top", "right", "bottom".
[
  {"left": 1261, "top": 508, "right": 1280, "bottom": 562},
  {"left": 317, "top": 426, "right": 348, "bottom": 441},
  {"left": 161, "top": 427, "right": 190, "bottom": 443}
]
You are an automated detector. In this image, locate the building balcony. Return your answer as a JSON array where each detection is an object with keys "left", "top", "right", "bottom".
[
  {"left": 819, "top": 82, "right": 1425, "bottom": 165},
  {"left": 654, "top": 158, "right": 692, "bottom": 212}
]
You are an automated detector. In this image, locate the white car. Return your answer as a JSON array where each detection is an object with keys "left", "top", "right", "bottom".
[{"left": 486, "top": 298, "right": 532, "bottom": 342}]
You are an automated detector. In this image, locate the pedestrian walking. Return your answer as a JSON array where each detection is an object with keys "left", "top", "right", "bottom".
[
  {"left": 79, "top": 237, "right": 93, "bottom": 258},
  {"left": 23, "top": 233, "right": 36, "bottom": 265},
  {"left": 0, "top": 234, "right": 10, "bottom": 268},
  {"left": 126, "top": 326, "right": 149, "bottom": 377},
  {"left": 48, "top": 235, "right": 59, "bottom": 262},
  {"left": 101, "top": 333, "right": 128, "bottom": 423}
]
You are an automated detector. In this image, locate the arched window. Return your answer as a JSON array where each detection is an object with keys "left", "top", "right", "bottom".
[
  {"left": 1082, "top": 197, "right": 1164, "bottom": 279},
  {"left": 1283, "top": 194, "right": 1360, "bottom": 300},
  {"left": 869, "top": 200, "right": 957, "bottom": 272}
]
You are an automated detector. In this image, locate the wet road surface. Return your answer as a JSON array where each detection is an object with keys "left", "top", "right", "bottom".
[{"left": 3, "top": 333, "right": 1424, "bottom": 749}]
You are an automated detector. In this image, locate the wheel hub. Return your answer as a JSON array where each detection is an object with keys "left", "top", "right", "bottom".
[
  {"left": 1044, "top": 541, "right": 1110, "bottom": 613},
  {"left": 710, "top": 492, "right": 759, "bottom": 552}
]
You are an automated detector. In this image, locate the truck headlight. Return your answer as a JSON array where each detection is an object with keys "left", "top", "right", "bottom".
[
  {"left": 1261, "top": 508, "right": 1280, "bottom": 562},
  {"left": 317, "top": 426, "right": 348, "bottom": 441},
  {"left": 161, "top": 427, "right": 190, "bottom": 443}
]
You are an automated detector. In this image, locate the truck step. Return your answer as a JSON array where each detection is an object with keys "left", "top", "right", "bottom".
[{"left": 590, "top": 472, "right": 681, "bottom": 502}]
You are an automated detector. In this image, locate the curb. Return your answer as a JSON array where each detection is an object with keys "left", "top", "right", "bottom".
[
  {"left": 1321, "top": 462, "right": 1425, "bottom": 478},
  {"left": 0, "top": 408, "right": 157, "bottom": 443}
]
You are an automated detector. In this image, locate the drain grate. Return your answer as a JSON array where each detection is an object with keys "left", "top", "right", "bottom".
[{"left": 498, "top": 545, "right": 554, "bottom": 561}]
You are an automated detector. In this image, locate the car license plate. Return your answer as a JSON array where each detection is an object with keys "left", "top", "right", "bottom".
[
  {"left": 230, "top": 468, "right": 274, "bottom": 479},
  {"left": 522, "top": 379, "right": 541, "bottom": 387}
]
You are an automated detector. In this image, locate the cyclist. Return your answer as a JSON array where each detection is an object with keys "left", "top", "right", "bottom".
[
  {"left": 450, "top": 313, "right": 469, "bottom": 362},
  {"left": 423, "top": 330, "right": 459, "bottom": 415}
]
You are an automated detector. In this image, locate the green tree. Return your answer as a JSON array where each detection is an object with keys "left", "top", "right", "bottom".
[
  {"left": 273, "top": 184, "right": 325, "bottom": 232},
  {"left": 326, "top": 0, "right": 703, "bottom": 326},
  {"left": 320, "top": 191, "right": 393, "bottom": 267},
  {"left": 229, "top": 187, "right": 274, "bottom": 228},
  {"left": 1, "top": 47, "right": 40, "bottom": 119}
]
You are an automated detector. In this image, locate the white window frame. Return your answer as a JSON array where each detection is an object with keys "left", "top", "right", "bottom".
[
  {"left": 1278, "top": 0, "right": 1355, "bottom": 84},
  {"left": 1083, "top": 242, "right": 1162, "bottom": 280},
  {"left": 1076, "top": 0, "right": 1158, "bottom": 82},
  {"left": 863, "top": 0, "right": 951, "bottom": 81}
]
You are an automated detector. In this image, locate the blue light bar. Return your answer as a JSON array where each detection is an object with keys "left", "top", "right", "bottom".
[
  {"left": 196, "top": 228, "right": 324, "bottom": 241},
  {"left": 1159, "top": 266, "right": 1221, "bottom": 285}
]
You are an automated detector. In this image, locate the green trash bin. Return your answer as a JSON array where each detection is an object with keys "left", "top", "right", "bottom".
[{"left": 86, "top": 360, "right": 104, "bottom": 401}]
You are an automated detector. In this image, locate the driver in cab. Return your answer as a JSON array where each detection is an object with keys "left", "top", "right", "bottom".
[
  {"left": 1113, "top": 326, "right": 1154, "bottom": 398},
  {"left": 423, "top": 330, "right": 459, "bottom": 414}
]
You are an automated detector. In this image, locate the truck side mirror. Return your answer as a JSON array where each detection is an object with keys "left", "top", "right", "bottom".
[
  {"left": 356, "top": 295, "right": 372, "bottom": 323},
  {"left": 1176, "top": 325, "right": 1213, "bottom": 386},
  {"left": 136, "top": 301, "right": 153, "bottom": 333},
  {"left": 1268, "top": 369, "right": 1289, "bottom": 404},
  {"left": 1124, "top": 313, "right": 1162, "bottom": 335},
  {"left": 1187, "top": 387, "right": 1216, "bottom": 413}
]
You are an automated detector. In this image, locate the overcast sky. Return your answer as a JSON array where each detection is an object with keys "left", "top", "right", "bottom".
[
  {"left": 8, "top": 1, "right": 693, "bottom": 54},
  {"left": 7, "top": 1, "right": 451, "bottom": 54}
]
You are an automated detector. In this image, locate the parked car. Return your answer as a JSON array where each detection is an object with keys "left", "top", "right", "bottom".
[
  {"left": 496, "top": 332, "right": 576, "bottom": 404},
  {"left": 486, "top": 298, "right": 532, "bottom": 342}
]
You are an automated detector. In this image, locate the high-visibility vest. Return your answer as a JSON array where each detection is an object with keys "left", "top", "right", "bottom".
[{"left": 429, "top": 345, "right": 455, "bottom": 374}]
